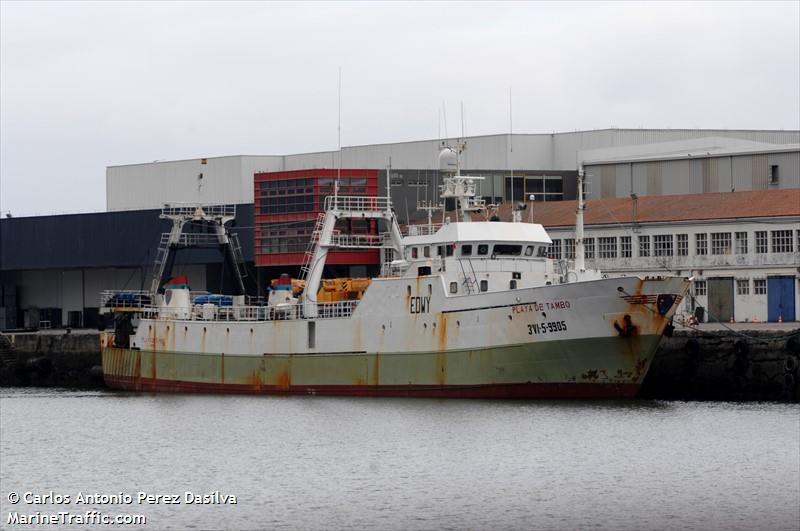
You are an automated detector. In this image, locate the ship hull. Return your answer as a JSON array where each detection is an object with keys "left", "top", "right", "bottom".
[
  {"left": 102, "top": 276, "right": 688, "bottom": 399},
  {"left": 102, "top": 333, "right": 662, "bottom": 399}
]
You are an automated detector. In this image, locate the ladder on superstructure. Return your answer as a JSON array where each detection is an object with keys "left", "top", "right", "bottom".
[
  {"left": 458, "top": 258, "right": 479, "bottom": 294},
  {"left": 229, "top": 232, "right": 248, "bottom": 281},
  {"left": 299, "top": 212, "right": 327, "bottom": 282}
]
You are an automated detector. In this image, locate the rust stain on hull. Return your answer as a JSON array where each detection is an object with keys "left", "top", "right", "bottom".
[
  {"left": 435, "top": 351, "right": 446, "bottom": 386},
  {"left": 372, "top": 353, "right": 380, "bottom": 386},
  {"left": 277, "top": 368, "right": 291, "bottom": 390},
  {"left": 437, "top": 312, "right": 448, "bottom": 352}
]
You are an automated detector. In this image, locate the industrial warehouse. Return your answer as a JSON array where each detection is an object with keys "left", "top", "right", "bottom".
[{"left": 1, "top": 127, "right": 798, "bottom": 330}]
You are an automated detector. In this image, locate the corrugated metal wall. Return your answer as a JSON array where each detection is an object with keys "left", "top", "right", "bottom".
[
  {"left": 731, "top": 156, "right": 754, "bottom": 191},
  {"left": 107, "top": 156, "right": 282, "bottom": 211},
  {"left": 0, "top": 205, "right": 255, "bottom": 271},
  {"left": 106, "top": 130, "right": 800, "bottom": 210},
  {"left": 702, "top": 159, "right": 718, "bottom": 192},
  {"left": 769, "top": 152, "right": 800, "bottom": 188},
  {"left": 647, "top": 162, "right": 663, "bottom": 196},
  {"left": 585, "top": 149, "right": 799, "bottom": 197}
]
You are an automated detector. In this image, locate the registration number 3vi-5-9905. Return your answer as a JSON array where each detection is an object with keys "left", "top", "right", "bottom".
[{"left": 528, "top": 321, "right": 567, "bottom": 335}]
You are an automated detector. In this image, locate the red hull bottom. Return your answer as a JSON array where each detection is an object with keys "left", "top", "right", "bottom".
[{"left": 105, "top": 375, "right": 640, "bottom": 399}]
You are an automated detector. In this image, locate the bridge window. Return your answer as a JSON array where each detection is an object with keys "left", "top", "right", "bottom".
[
  {"left": 477, "top": 244, "right": 489, "bottom": 255},
  {"left": 462, "top": 245, "right": 472, "bottom": 256},
  {"left": 446, "top": 245, "right": 453, "bottom": 257},
  {"left": 411, "top": 247, "right": 418, "bottom": 259},
  {"left": 537, "top": 246, "right": 548, "bottom": 258},
  {"left": 423, "top": 246, "right": 430, "bottom": 258},
  {"left": 493, "top": 244, "right": 522, "bottom": 256},
  {"left": 525, "top": 246, "right": 534, "bottom": 256}
]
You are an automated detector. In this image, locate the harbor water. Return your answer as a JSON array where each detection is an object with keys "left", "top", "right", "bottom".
[{"left": 0, "top": 388, "right": 798, "bottom": 530}]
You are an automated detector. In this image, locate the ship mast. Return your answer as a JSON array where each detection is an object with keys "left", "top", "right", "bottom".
[
  {"left": 575, "top": 167, "right": 586, "bottom": 272},
  {"left": 439, "top": 141, "right": 485, "bottom": 223}
]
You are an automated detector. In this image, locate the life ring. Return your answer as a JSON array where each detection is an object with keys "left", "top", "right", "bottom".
[{"left": 785, "top": 356, "right": 798, "bottom": 373}]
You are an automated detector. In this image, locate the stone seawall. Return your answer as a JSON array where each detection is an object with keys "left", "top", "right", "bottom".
[
  {"left": 641, "top": 328, "right": 799, "bottom": 402},
  {"left": 1, "top": 329, "right": 799, "bottom": 401},
  {"left": 0, "top": 332, "right": 104, "bottom": 389}
]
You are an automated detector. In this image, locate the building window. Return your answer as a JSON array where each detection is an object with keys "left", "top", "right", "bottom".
[
  {"left": 621, "top": 236, "right": 632, "bottom": 258},
  {"left": 523, "top": 175, "right": 564, "bottom": 201},
  {"left": 638, "top": 235, "right": 650, "bottom": 257},
  {"left": 584, "top": 238, "right": 595, "bottom": 259},
  {"left": 450, "top": 282, "right": 458, "bottom": 294},
  {"left": 598, "top": 237, "right": 617, "bottom": 258},
  {"left": 695, "top": 233, "right": 707, "bottom": 256},
  {"left": 654, "top": 234, "right": 674, "bottom": 257},
  {"left": 755, "top": 231, "right": 768, "bottom": 254},
  {"left": 258, "top": 220, "right": 316, "bottom": 254},
  {"left": 694, "top": 280, "right": 707, "bottom": 296},
  {"left": 258, "top": 177, "right": 316, "bottom": 214},
  {"left": 735, "top": 232, "right": 748, "bottom": 254},
  {"left": 480, "top": 280, "right": 488, "bottom": 292},
  {"left": 548, "top": 239, "right": 562, "bottom": 259},
  {"left": 769, "top": 165, "right": 779, "bottom": 185},
  {"left": 771, "top": 230, "right": 794, "bottom": 253},
  {"left": 754, "top": 279, "right": 767, "bottom": 295},
  {"left": 736, "top": 279, "right": 749, "bottom": 295},
  {"left": 677, "top": 234, "right": 688, "bottom": 256},
  {"left": 711, "top": 232, "right": 732, "bottom": 255},
  {"left": 564, "top": 239, "right": 575, "bottom": 260}
]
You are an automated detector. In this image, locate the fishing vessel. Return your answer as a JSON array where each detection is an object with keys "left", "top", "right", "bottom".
[{"left": 100, "top": 144, "right": 689, "bottom": 398}]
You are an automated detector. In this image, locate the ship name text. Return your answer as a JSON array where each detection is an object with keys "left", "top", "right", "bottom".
[
  {"left": 528, "top": 321, "right": 568, "bottom": 335},
  {"left": 410, "top": 296, "right": 432, "bottom": 314},
  {"left": 512, "top": 300, "right": 571, "bottom": 314}
]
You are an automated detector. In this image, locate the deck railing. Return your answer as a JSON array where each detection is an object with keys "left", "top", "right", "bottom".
[
  {"left": 161, "top": 204, "right": 236, "bottom": 218},
  {"left": 105, "top": 296, "right": 359, "bottom": 322},
  {"left": 404, "top": 224, "right": 443, "bottom": 237},
  {"left": 324, "top": 195, "right": 391, "bottom": 213}
]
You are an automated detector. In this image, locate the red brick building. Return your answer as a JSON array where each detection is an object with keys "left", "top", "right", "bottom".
[{"left": 254, "top": 169, "right": 381, "bottom": 271}]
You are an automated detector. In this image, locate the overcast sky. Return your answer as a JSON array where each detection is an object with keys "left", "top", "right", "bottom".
[{"left": 1, "top": 1, "right": 798, "bottom": 216}]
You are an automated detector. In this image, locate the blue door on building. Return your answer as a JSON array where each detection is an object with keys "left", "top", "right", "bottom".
[{"left": 767, "top": 276, "right": 796, "bottom": 322}]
